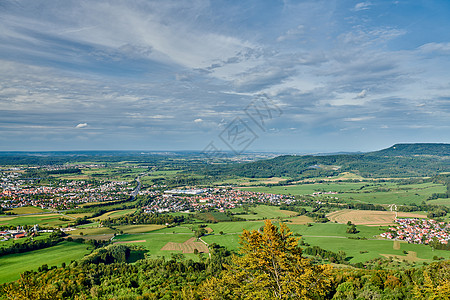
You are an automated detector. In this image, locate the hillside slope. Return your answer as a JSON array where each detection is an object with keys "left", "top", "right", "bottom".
[{"left": 202, "top": 143, "right": 450, "bottom": 178}]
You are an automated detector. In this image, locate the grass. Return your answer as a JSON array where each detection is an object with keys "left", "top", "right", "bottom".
[
  {"left": 0, "top": 214, "right": 69, "bottom": 227},
  {"left": 10, "top": 206, "right": 49, "bottom": 214},
  {"left": 112, "top": 232, "right": 197, "bottom": 259},
  {"left": 240, "top": 182, "right": 371, "bottom": 196},
  {"left": 302, "top": 236, "right": 450, "bottom": 264},
  {"left": 237, "top": 205, "right": 297, "bottom": 220},
  {"left": 338, "top": 183, "right": 446, "bottom": 205},
  {"left": 288, "top": 222, "right": 385, "bottom": 237},
  {"left": 427, "top": 198, "right": 450, "bottom": 206},
  {"left": 76, "top": 222, "right": 100, "bottom": 229},
  {"left": 0, "top": 233, "right": 52, "bottom": 248},
  {"left": 150, "top": 226, "right": 193, "bottom": 234},
  {"left": 115, "top": 224, "right": 166, "bottom": 234},
  {"left": 241, "top": 182, "right": 446, "bottom": 206},
  {"left": 196, "top": 211, "right": 232, "bottom": 222},
  {"left": 286, "top": 215, "right": 314, "bottom": 225},
  {"left": 202, "top": 220, "right": 450, "bottom": 265},
  {"left": 207, "top": 221, "right": 265, "bottom": 234},
  {"left": 214, "top": 176, "right": 291, "bottom": 186},
  {"left": 91, "top": 209, "right": 136, "bottom": 221},
  {"left": 0, "top": 241, "right": 92, "bottom": 283},
  {"left": 202, "top": 234, "right": 241, "bottom": 251},
  {"left": 69, "top": 226, "right": 115, "bottom": 236}
]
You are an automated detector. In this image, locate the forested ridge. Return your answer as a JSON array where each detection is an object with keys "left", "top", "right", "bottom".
[{"left": 199, "top": 143, "right": 450, "bottom": 178}]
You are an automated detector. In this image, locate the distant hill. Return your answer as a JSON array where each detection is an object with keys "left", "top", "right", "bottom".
[
  {"left": 201, "top": 143, "right": 450, "bottom": 178},
  {"left": 370, "top": 143, "right": 450, "bottom": 157}
]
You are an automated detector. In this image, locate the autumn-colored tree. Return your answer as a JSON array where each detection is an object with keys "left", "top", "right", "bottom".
[
  {"left": 201, "top": 220, "right": 333, "bottom": 299},
  {"left": 413, "top": 260, "right": 450, "bottom": 299}
]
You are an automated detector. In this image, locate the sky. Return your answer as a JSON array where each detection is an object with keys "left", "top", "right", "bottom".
[{"left": 0, "top": 0, "right": 449, "bottom": 153}]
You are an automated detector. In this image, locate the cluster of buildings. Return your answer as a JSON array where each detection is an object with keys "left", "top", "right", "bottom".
[
  {"left": 381, "top": 218, "right": 449, "bottom": 245},
  {"left": 1, "top": 173, "right": 132, "bottom": 210},
  {"left": 0, "top": 225, "right": 41, "bottom": 241},
  {"left": 142, "top": 188, "right": 296, "bottom": 214}
]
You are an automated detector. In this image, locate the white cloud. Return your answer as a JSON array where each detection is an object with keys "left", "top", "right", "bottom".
[
  {"left": 418, "top": 42, "right": 450, "bottom": 55},
  {"left": 354, "top": 2, "right": 372, "bottom": 11},
  {"left": 344, "top": 116, "right": 374, "bottom": 122},
  {"left": 194, "top": 118, "right": 203, "bottom": 123},
  {"left": 354, "top": 89, "right": 368, "bottom": 99},
  {"left": 75, "top": 123, "right": 88, "bottom": 128}
]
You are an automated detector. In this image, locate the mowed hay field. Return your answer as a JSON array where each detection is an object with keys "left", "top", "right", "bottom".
[
  {"left": 327, "top": 209, "right": 427, "bottom": 226},
  {"left": 10, "top": 206, "right": 49, "bottom": 214},
  {"left": 287, "top": 215, "right": 314, "bottom": 225},
  {"left": 161, "top": 237, "right": 209, "bottom": 253}
]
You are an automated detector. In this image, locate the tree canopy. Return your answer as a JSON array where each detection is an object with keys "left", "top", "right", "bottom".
[{"left": 201, "top": 220, "right": 333, "bottom": 299}]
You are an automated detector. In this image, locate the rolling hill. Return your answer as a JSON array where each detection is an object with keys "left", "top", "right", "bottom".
[{"left": 201, "top": 143, "right": 450, "bottom": 178}]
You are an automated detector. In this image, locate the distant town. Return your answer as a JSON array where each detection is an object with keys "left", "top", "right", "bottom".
[{"left": 381, "top": 218, "right": 449, "bottom": 245}]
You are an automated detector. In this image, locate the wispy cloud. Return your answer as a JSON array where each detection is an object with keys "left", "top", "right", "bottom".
[
  {"left": 0, "top": 0, "right": 449, "bottom": 151},
  {"left": 75, "top": 123, "right": 88, "bottom": 128},
  {"left": 354, "top": 2, "right": 372, "bottom": 11}
]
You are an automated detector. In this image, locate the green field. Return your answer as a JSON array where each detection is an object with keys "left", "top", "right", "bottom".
[
  {"left": 70, "top": 226, "right": 115, "bottom": 236},
  {"left": 241, "top": 182, "right": 446, "bottom": 206},
  {"left": 427, "top": 198, "right": 450, "bottom": 206},
  {"left": 240, "top": 182, "right": 370, "bottom": 196},
  {"left": 202, "top": 222, "right": 383, "bottom": 252},
  {"left": 228, "top": 205, "right": 298, "bottom": 220},
  {"left": 203, "top": 221, "right": 450, "bottom": 266},
  {"left": 0, "top": 214, "right": 69, "bottom": 227},
  {"left": 302, "top": 236, "right": 450, "bottom": 264},
  {"left": 10, "top": 206, "right": 50, "bottom": 214},
  {"left": 213, "top": 176, "right": 291, "bottom": 186},
  {"left": 115, "top": 224, "right": 166, "bottom": 234},
  {"left": 202, "top": 234, "right": 242, "bottom": 251},
  {"left": 338, "top": 183, "right": 446, "bottom": 205},
  {"left": 0, "top": 241, "right": 92, "bottom": 283},
  {"left": 91, "top": 208, "right": 136, "bottom": 221},
  {"left": 112, "top": 231, "right": 197, "bottom": 259}
]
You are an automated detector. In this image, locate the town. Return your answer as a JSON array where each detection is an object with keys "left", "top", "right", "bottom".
[
  {"left": 381, "top": 218, "right": 450, "bottom": 245},
  {"left": 141, "top": 187, "right": 297, "bottom": 213},
  {"left": 1, "top": 168, "right": 133, "bottom": 210}
]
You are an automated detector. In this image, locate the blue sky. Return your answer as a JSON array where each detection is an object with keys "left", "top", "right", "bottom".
[{"left": 0, "top": 0, "right": 449, "bottom": 153}]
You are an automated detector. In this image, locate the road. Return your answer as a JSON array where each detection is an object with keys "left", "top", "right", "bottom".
[{"left": 130, "top": 176, "right": 142, "bottom": 199}]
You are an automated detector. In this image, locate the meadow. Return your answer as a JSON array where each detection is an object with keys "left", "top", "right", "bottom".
[
  {"left": 203, "top": 221, "right": 450, "bottom": 266},
  {"left": 0, "top": 213, "right": 69, "bottom": 227},
  {"left": 9, "top": 206, "right": 49, "bottom": 214},
  {"left": 237, "top": 205, "right": 298, "bottom": 220},
  {"left": 241, "top": 182, "right": 446, "bottom": 206},
  {"left": 301, "top": 236, "right": 450, "bottom": 264},
  {"left": 427, "top": 198, "right": 450, "bottom": 207},
  {"left": 112, "top": 231, "right": 198, "bottom": 260},
  {"left": 91, "top": 208, "right": 136, "bottom": 221},
  {"left": 0, "top": 241, "right": 92, "bottom": 283}
]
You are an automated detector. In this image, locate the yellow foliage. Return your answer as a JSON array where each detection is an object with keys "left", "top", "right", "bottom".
[{"left": 200, "top": 220, "right": 333, "bottom": 299}]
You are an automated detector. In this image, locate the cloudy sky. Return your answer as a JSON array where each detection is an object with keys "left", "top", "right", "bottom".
[{"left": 1, "top": 0, "right": 449, "bottom": 153}]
